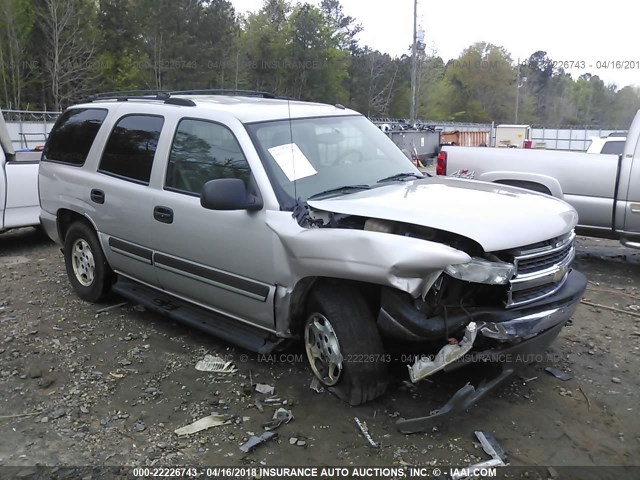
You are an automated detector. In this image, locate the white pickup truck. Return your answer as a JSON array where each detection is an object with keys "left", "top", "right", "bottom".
[
  {"left": 437, "top": 110, "right": 640, "bottom": 248},
  {"left": 0, "top": 111, "right": 42, "bottom": 233}
]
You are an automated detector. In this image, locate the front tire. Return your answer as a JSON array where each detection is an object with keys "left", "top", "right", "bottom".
[
  {"left": 64, "top": 222, "right": 113, "bottom": 302},
  {"left": 304, "top": 283, "right": 388, "bottom": 405}
]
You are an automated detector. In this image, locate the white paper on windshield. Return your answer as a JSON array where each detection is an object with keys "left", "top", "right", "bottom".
[{"left": 268, "top": 143, "right": 317, "bottom": 181}]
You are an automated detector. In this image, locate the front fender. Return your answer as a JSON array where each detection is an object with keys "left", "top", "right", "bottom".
[
  {"left": 266, "top": 211, "right": 470, "bottom": 333},
  {"left": 267, "top": 211, "right": 469, "bottom": 296}
]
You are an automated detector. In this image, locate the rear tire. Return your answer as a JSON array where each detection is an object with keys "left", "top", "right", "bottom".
[
  {"left": 304, "top": 283, "right": 388, "bottom": 405},
  {"left": 64, "top": 222, "right": 113, "bottom": 302}
]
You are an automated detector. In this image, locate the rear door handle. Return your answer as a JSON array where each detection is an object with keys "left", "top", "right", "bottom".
[
  {"left": 153, "top": 206, "right": 174, "bottom": 224},
  {"left": 90, "top": 189, "right": 105, "bottom": 204}
]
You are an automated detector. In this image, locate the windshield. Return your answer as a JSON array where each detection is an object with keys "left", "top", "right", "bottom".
[{"left": 246, "top": 115, "right": 420, "bottom": 206}]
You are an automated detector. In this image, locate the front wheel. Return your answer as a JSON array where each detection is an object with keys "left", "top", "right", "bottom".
[
  {"left": 64, "top": 222, "right": 113, "bottom": 302},
  {"left": 304, "top": 284, "right": 388, "bottom": 405}
]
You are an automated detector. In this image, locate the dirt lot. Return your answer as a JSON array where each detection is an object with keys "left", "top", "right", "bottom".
[{"left": 1, "top": 228, "right": 639, "bottom": 476}]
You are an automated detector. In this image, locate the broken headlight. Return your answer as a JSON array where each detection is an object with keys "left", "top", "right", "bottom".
[{"left": 445, "top": 257, "right": 514, "bottom": 285}]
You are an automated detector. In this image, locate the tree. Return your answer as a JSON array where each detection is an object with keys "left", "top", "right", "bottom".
[
  {"left": 320, "top": 0, "right": 361, "bottom": 53},
  {"left": 523, "top": 51, "right": 554, "bottom": 123},
  {"left": 438, "top": 42, "right": 516, "bottom": 122},
  {"left": 285, "top": 3, "right": 347, "bottom": 101},
  {"left": 0, "top": 0, "right": 34, "bottom": 109},
  {"left": 36, "top": 0, "right": 97, "bottom": 109}
]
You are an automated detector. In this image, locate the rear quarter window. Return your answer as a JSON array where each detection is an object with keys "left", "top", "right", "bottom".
[
  {"left": 43, "top": 108, "right": 108, "bottom": 165},
  {"left": 600, "top": 141, "right": 624, "bottom": 155},
  {"left": 98, "top": 114, "right": 164, "bottom": 184}
]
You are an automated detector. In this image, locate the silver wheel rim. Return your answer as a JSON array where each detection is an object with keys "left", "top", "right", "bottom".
[
  {"left": 71, "top": 238, "right": 95, "bottom": 287},
  {"left": 305, "top": 313, "right": 343, "bottom": 386}
]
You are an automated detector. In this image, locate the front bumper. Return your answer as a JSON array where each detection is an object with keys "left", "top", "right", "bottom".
[
  {"left": 378, "top": 269, "right": 586, "bottom": 344},
  {"left": 396, "top": 317, "right": 569, "bottom": 433},
  {"left": 389, "top": 270, "right": 586, "bottom": 433}
]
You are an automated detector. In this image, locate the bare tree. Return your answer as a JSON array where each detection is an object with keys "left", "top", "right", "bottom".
[
  {"left": 366, "top": 52, "right": 397, "bottom": 117},
  {"left": 0, "top": 0, "right": 32, "bottom": 109},
  {"left": 38, "top": 0, "right": 95, "bottom": 110}
]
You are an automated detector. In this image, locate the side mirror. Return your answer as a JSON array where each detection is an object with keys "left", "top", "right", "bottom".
[{"left": 200, "top": 178, "right": 263, "bottom": 211}]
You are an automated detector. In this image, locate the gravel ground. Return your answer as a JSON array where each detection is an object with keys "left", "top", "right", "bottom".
[{"left": 1, "top": 228, "right": 639, "bottom": 477}]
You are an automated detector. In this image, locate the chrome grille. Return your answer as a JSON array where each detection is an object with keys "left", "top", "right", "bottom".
[
  {"left": 501, "top": 231, "right": 576, "bottom": 308},
  {"left": 515, "top": 241, "right": 574, "bottom": 275}
]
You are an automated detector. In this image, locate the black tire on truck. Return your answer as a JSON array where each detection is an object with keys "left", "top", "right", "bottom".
[
  {"left": 64, "top": 222, "right": 114, "bottom": 302},
  {"left": 304, "top": 283, "right": 388, "bottom": 405}
]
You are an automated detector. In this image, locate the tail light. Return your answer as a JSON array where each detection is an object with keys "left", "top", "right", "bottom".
[{"left": 436, "top": 151, "right": 447, "bottom": 175}]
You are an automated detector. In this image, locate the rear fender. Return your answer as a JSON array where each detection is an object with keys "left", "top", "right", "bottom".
[{"left": 477, "top": 171, "right": 563, "bottom": 198}]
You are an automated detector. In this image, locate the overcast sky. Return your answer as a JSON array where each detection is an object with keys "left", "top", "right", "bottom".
[{"left": 230, "top": 0, "right": 639, "bottom": 89}]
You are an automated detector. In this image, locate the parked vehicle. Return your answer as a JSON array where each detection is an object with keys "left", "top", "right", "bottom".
[
  {"left": 437, "top": 110, "right": 640, "bottom": 249},
  {"left": 39, "top": 91, "right": 586, "bottom": 432},
  {"left": 0, "top": 111, "right": 42, "bottom": 233},
  {"left": 586, "top": 134, "right": 626, "bottom": 155}
]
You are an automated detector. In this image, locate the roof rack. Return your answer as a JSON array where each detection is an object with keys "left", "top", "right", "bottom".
[
  {"left": 170, "top": 89, "right": 277, "bottom": 98},
  {"left": 82, "top": 89, "right": 295, "bottom": 106},
  {"left": 82, "top": 91, "right": 198, "bottom": 106}
]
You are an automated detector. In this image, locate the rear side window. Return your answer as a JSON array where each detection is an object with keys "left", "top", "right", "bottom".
[
  {"left": 98, "top": 115, "right": 164, "bottom": 184},
  {"left": 165, "top": 119, "right": 250, "bottom": 195},
  {"left": 43, "top": 108, "right": 107, "bottom": 165},
  {"left": 601, "top": 141, "right": 624, "bottom": 155}
]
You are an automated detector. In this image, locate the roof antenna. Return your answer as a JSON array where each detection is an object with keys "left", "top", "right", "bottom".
[{"left": 287, "top": 98, "right": 297, "bottom": 202}]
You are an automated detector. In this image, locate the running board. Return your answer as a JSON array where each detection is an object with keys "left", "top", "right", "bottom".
[{"left": 112, "top": 278, "right": 283, "bottom": 354}]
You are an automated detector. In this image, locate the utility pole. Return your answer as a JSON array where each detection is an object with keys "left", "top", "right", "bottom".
[
  {"left": 409, "top": 0, "right": 418, "bottom": 126},
  {"left": 515, "top": 58, "right": 526, "bottom": 123},
  {"left": 515, "top": 60, "right": 520, "bottom": 123}
]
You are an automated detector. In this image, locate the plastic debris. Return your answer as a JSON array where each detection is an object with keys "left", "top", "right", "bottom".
[
  {"left": 263, "top": 408, "right": 293, "bottom": 431},
  {"left": 254, "top": 398, "right": 264, "bottom": 412},
  {"left": 174, "top": 414, "right": 230, "bottom": 437},
  {"left": 255, "top": 383, "right": 275, "bottom": 394},
  {"left": 263, "top": 396, "right": 281, "bottom": 404},
  {"left": 451, "top": 431, "right": 507, "bottom": 480},
  {"left": 310, "top": 377, "right": 325, "bottom": 393},
  {"left": 545, "top": 367, "right": 573, "bottom": 381},
  {"left": 239, "top": 431, "right": 277, "bottom": 453},
  {"left": 354, "top": 417, "right": 379, "bottom": 448},
  {"left": 195, "top": 355, "right": 237, "bottom": 374}
]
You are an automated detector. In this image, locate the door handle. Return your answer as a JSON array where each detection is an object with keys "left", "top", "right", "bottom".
[
  {"left": 153, "top": 206, "right": 174, "bottom": 224},
  {"left": 90, "top": 189, "right": 105, "bottom": 204}
]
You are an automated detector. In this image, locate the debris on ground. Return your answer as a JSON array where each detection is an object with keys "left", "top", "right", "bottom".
[
  {"left": 263, "top": 408, "right": 293, "bottom": 431},
  {"left": 174, "top": 414, "right": 231, "bottom": 437},
  {"left": 195, "top": 355, "right": 238, "bottom": 374},
  {"left": 239, "top": 431, "right": 277, "bottom": 453},
  {"left": 521, "top": 376, "right": 537, "bottom": 384},
  {"left": 452, "top": 431, "right": 507, "bottom": 479},
  {"left": 255, "top": 383, "right": 275, "bottom": 395},
  {"left": 95, "top": 302, "right": 128, "bottom": 314},
  {"left": 545, "top": 367, "right": 573, "bottom": 381},
  {"left": 354, "top": 417, "right": 380, "bottom": 448},
  {"left": 310, "top": 377, "right": 325, "bottom": 393}
]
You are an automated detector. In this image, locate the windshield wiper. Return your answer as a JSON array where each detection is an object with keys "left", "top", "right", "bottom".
[
  {"left": 376, "top": 172, "right": 425, "bottom": 183},
  {"left": 308, "top": 184, "right": 371, "bottom": 200}
]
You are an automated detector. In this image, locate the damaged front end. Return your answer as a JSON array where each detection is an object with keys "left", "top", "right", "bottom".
[
  {"left": 270, "top": 203, "right": 586, "bottom": 432},
  {"left": 376, "top": 231, "right": 586, "bottom": 433}
]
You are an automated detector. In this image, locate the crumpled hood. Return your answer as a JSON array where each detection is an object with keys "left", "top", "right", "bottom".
[{"left": 307, "top": 176, "right": 578, "bottom": 252}]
